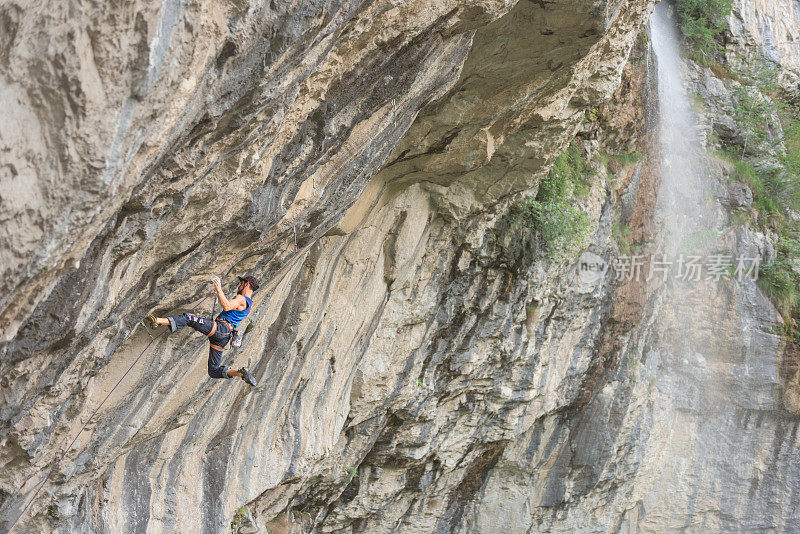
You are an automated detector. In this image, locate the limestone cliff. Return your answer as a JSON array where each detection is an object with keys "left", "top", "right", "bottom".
[
  {"left": 1, "top": 0, "right": 798, "bottom": 533},
  {"left": 0, "top": 1, "right": 656, "bottom": 531},
  {"left": 728, "top": 0, "right": 800, "bottom": 94}
]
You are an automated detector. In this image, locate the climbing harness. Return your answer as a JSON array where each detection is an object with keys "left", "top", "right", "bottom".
[
  {"left": 204, "top": 319, "right": 218, "bottom": 338},
  {"left": 7, "top": 293, "right": 214, "bottom": 533}
]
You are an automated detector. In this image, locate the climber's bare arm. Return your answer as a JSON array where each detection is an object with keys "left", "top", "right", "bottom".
[{"left": 212, "top": 278, "right": 247, "bottom": 311}]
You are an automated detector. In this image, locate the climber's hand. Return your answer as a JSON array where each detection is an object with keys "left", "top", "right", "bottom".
[{"left": 210, "top": 275, "right": 221, "bottom": 287}]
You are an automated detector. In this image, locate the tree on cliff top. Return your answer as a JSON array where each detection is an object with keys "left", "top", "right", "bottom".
[{"left": 675, "top": 0, "right": 734, "bottom": 59}]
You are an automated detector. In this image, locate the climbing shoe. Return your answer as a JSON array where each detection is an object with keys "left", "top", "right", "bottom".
[
  {"left": 239, "top": 367, "right": 258, "bottom": 387},
  {"left": 143, "top": 314, "right": 158, "bottom": 329}
]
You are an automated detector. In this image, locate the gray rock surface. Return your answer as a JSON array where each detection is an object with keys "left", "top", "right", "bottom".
[
  {"left": 0, "top": 0, "right": 654, "bottom": 532},
  {"left": 1, "top": 0, "right": 798, "bottom": 533},
  {"left": 728, "top": 0, "right": 800, "bottom": 94},
  {"left": 458, "top": 4, "right": 800, "bottom": 531}
]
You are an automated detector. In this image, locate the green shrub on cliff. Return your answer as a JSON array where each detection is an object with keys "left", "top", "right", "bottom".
[
  {"left": 784, "top": 118, "right": 800, "bottom": 171},
  {"left": 512, "top": 142, "right": 594, "bottom": 261},
  {"left": 676, "top": 0, "right": 734, "bottom": 58},
  {"left": 231, "top": 508, "right": 248, "bottom": 533},
  {"left": 723, "top": 146, "right": 800, "bottom": 346},
  {"left": 732, "top": 85, "right": 777, "bottom": 153},
  {"left": 516, "top": 197, "right": 592, "bottom": 261},
  {"left": 727, "top": 156, "right": 783, "bottom": 220},
  {"left": 757, "top": 216, "right": 800, "bottom": 346},
  {"left": 759, "top": 252, "right": 799, "bottom": 318},
  {"left": 613, "top": 221, "right": 633, "bottom": 255},
  {"left": 733, "top": 50, "right": 781, "bottom": 95},
  {"left": 538, "top": 142, "right": 594, "bottom": 201},
  {"left": 783, "top": 116, "right": 800, "bottom": 209}
]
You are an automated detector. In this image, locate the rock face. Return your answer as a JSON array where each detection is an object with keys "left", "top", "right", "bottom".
[
  {"left": 1, "top": 0, "right": 798, "bottom": 533},
  {"left": 728, "top": 0, "right": 800, "bottom": 94},
  {"left": 0, "top": 0, "right": 656, "bottom": 531}
]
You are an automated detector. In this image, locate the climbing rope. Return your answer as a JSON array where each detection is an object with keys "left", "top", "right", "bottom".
[{"left": 7, "top": 294, "right": 213, "bottom": 533}]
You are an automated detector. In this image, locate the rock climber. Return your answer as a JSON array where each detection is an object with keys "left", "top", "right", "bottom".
[{"left": 144, "top": 275, "right": 259, "bottom": 386}]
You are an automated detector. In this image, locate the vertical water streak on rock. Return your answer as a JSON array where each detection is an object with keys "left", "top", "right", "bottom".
[
  {"left": 459, "top": 5, "right": 798, "bottom": 532},
  {"left": 103, "top": 0, "right": 184, "bottom": 190},
  {"left": 623, "top": 2, "right": 797, "bottom": 530},
  {"left": 651, "top": 1, "right": 710, "bottom": 255}
]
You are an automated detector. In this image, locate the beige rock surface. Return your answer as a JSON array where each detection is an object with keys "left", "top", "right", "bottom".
[
  {"left": 729, "top": 0, "right": 800, "bottom": 93},
  {"left": 10, "top": 0, "right": 796, "bottom": 533},
  {"left": 0, "top": 0, "right": 654, "bottom": 530}
]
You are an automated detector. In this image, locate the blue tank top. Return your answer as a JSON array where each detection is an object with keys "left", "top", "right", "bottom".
[{"left": 217, "top": 295, "right": 252, "bottom": 328}]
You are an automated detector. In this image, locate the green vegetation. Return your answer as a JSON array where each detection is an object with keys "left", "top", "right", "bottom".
[
  {"left": 731, "top": 84, "right": 776, "bottom": 154},
  {"left": 726, "top": 50, "right": 800, "bottom": 210},
  {"left": 699, "top": 41, "right": 800, "bottom": 348},
  {"left": 730, "top": 158, "right": 764, "bottom": 193},
  {"left": 341, "top": 466, "right": 359, "bottom": 484},
  {"left": 515, "top": 197, "right": 592, "bottom": 261},
  {"left": 784, "top": 118, "right": 800, "bottom": 170},
  {"left": 231, "top": 507, "right": 248, "bottom": 533},
  {"left": 599, "top": 150, "right": 643, "bottom": 184},
  {"left": 511, "top": 143, "right": 594, "bottom": 262},
  {"left": 783, "top": 116, "right": 800, "bottom": 209},
  {"left": 725, "top": 152, "right": 798, "bottom": 295},
  {"left": 723, "top": 147, "right": 800, "bottom": 345},
  {"left": 759, "top": 261, "right": 799, "bottom": 316},
  {"left": 729, "top": 209, "right": 752, "bottom": 227},
  {"left": 607, "top": 151, "right": 644, "bottom": 167},
  {"left": 675, "top": 0, "right": 734, "bottom": 59},
  {"left": 729, "top": 158, "right": 782, "bottom": 219},
  {"left": 720, "top": 48, "right": 796, "bottom": 166},
  {"left": 540, "top": 142, "right": 594, "bottom": 200},
  {"left": 758, "top": 231, "right": 800, "bottom": 343},
  {"left": 734, "top": 51, "right": 781, "bottom": 94},
  {"left": 613, "top": 221, "right": 633, "bottom": 255}
]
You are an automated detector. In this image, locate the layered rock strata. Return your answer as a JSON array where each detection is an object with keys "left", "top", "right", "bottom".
[{"left": 1, "top": 0, "right": 656, "bottom": 532}]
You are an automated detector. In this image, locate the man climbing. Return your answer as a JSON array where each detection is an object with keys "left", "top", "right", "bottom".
[{"left": 144, "top": 275, "right": 259, "bottom": 386}]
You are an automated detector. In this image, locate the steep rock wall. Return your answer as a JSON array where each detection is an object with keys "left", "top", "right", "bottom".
[
  {"left": 455, "top": 4, "right": 800, "bottom": 533},
  {"left": 728, "top": 0, "right": 800, "bottom": 94},
  {"left": 0, "top": 0, "right": 654, "bottom": 532}
]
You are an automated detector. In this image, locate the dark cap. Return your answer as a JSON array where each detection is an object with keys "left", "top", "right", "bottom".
[{"left": 237, "top": 275, "right": 260, "bottom": 292}]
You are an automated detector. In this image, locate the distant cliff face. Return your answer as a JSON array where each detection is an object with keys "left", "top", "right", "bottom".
[{"left": 729, "top": 0, "right": 800, "bottom": 94}]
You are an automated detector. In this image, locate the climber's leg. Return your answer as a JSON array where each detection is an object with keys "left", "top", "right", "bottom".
[
  {"left": 167, "top": 313, "right": 214, "bottom": 334},
  {"left": 208, "top": 343, "right": 232, "bottom": 379}
]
